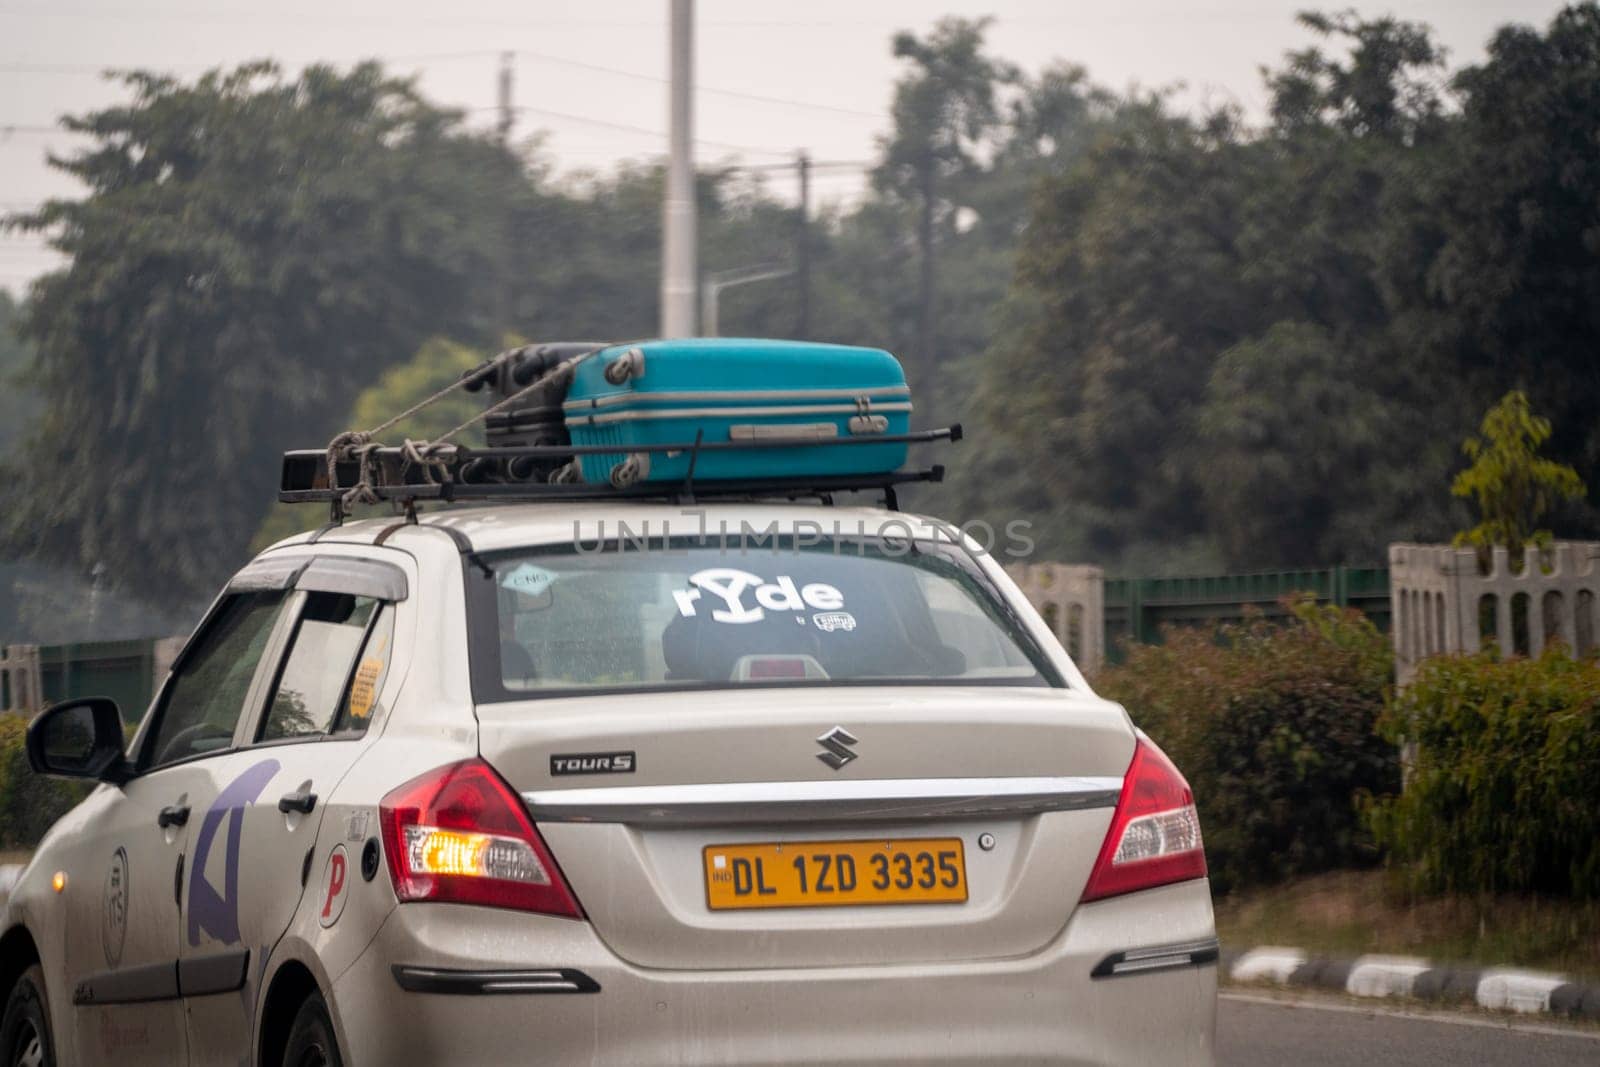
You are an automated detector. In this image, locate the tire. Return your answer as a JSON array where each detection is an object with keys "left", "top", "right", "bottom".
[
  {"left": 0, "top": 964, "right": 54, "bottom": 1067},
  {"left": 282, "top": 991, "right": 342, "bottom": 1067}
]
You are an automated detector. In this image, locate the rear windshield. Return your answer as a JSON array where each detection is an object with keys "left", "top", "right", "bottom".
[{"left": 465, "top": 535, "right": 1062, "bottom": 700}]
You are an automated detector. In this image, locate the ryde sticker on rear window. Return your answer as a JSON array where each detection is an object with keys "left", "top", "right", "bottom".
[
  {"left": 550, "top": 751, "right": 636, "bottom": 776},
  {"left": 672, "top": 568, "right": 844, "bottom": 625}
]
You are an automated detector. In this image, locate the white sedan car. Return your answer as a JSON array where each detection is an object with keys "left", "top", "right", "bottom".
[{"left": 0, "top": 503, "right": 1216, "bottom": 1066}]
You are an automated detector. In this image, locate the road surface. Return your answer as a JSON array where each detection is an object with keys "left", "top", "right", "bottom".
[{"left": 1218, "top": 991, "right": 1600, "bottom": 1066}]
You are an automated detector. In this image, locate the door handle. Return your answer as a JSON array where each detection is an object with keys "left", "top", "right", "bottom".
[
  {"left": 277, "top": 790, "right": 317, "bottom": 815},
  {"left": 157, "top": 804, "right": 190, "bottom": 829}
]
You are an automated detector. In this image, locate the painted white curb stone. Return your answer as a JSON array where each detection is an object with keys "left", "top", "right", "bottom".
[
  {"left": 1476, "top": 969, "right": 1569, "bottom": 1014},
  {"left": 1231, "top": 947, "right": 1307, "bottom": 984},
  {"left": 1346, "top": 955, "right": 1431, "bottom": 998}
]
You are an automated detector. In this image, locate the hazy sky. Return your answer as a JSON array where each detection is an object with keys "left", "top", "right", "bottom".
[{"left": 0, "top": 0, "right": 1570, "bottom": 295}]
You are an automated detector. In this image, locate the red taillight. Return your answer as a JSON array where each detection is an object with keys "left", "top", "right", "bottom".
[
  {"left": 1080, "top": 739, "right": 1206, "bottom": 903},
  {"left": 378, "top": 759, "right": 584, "bottom": 919}
]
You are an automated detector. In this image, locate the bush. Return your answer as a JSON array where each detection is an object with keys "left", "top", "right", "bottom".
[
  {"left": 0, "top": 715, "right": 91, "bottom": 849},
  {"left": 1096, "top": 598, "right": 1400, "bottom": 894},
  {"left": 1369, "top": 649, "right": 1600, "bottom": 898}
]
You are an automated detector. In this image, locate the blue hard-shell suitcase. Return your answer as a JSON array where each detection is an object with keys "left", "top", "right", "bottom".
[{"left": 563, "top": 339, "right": 912, "bottom": 486}]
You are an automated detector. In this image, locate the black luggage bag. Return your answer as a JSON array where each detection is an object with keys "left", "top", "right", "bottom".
[{"left": 463, "top": 342, "right": 607, "bottom": 483}]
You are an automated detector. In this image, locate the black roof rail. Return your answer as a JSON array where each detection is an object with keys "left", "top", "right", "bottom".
[{"left": 279, "top": 425, "right": 961, "bottom": 514}]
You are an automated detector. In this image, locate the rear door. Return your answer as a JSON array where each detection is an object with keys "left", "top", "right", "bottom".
[
  {"left": 468, "top": 532, "right": 1136, "bottom": 969},
  {"left": 178, "top": 557, "right": 408, "bottom": 1064}
]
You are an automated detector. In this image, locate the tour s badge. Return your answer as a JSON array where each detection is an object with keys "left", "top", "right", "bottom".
[
  {"left": 551, "top": 751, "right": 636, "bottom": 776},
  {"left": 673, "top": 568, "right": 846, "bottom": 626}
]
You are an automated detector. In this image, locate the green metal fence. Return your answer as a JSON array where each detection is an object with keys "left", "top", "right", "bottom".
[
  {"left": 37, "top": 640, "right": 164, "bottom": 722},
  {"left": 1104, "top": 565, "right": 1390, "bottom": 663}
]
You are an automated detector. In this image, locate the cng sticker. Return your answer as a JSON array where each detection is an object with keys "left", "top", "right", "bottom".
[{"left": 319, "top": 845, "right": 350, "bottom": 928}]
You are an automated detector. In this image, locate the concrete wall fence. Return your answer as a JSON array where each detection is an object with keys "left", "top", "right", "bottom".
[
  {"left": 1389, "top": 541, "right": 1600, "bottom": 685},
  {"left": 1005, "top": 563, "right": 1105, "bottom": 676},
  {"left": 0, "top": 645, "right": 42, "bottom": 715}
]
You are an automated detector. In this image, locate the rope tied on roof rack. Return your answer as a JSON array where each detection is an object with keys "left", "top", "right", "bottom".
[
  {"left": 401, "top": 438, "right": 456, "bottom": 485},
  {"left": 320, "top": 345, "right": 606, "bottom": 520},
  {"left": 324, "top": 431, "right": 385, "bottom": 511}
]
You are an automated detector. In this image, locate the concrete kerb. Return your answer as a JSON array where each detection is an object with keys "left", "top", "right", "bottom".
[{"left": 1227, "top": 945, "right": 1600, "bottom": 1021}]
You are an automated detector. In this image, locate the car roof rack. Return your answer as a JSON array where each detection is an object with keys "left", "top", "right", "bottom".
[{"left": 280, "top": 425, "right": 963, "bottom": 519}]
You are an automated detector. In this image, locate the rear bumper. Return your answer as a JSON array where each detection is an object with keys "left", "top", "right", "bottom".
[{"left": 329, "top": 878, "right": 1216, "bottom": 1066}]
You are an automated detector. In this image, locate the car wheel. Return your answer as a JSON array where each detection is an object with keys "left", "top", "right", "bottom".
[
  {"left": 0, "top": 965, "right": 54, "bottom": 1067},
  {"left": 282, "top": 991, "right": 342, "bottom": 1067}
]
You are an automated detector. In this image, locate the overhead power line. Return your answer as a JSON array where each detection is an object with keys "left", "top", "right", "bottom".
[
  {"left": 0, "top": 49, "right": 889, "bottom": 122},
  {"left": 508, "top": 49, "right": 885, "bottom": 121},
  {"left": 0, "top": 50, "right": 504, "bottom": 75},
  {"left": 728, "top": 159, "right": 871, "bottom": 173},
  {"left": 484, "top": 105, "right": 789, "bottom": 157}
]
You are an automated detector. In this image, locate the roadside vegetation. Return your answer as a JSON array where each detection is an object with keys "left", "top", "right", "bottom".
[
  {"left": 1095, "top": 599, "right": 1397, "bottom": 895},
  {"left": 1104, "top": 391, "right": 1600, "bottom": 973},
  {"left": 1215, "top": 869, "right": 1600, "bottom": 982},
  {"left": 0, "top": 714, "right": 88, "bottom": 851}
]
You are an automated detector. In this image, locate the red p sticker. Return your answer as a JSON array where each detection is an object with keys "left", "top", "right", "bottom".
[{"left": 319, "top": 845, "right": 350, "bottom": 928}]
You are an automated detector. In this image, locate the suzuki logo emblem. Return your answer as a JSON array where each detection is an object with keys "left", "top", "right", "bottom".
[{"left": 815, "top": 727, "right": 859, "bottom": 770}]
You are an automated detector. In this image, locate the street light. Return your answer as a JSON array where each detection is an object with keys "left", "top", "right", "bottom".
[{"left": 702, "top": 263, "right": 795, "bottom": 337}]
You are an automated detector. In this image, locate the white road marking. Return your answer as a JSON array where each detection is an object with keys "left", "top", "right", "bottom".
[
  {"left": 1346, "top": 954, "right": 1431, "bottom": 998},
  {"left": 1220, "top": 991, "right": 1600, "bottom": 1042},
  {"left": 1476, "top": 968, "right": 1569, "bottom": 1014},
  {"left": 1230, "top": 946, "right": 1306, "bottom": 984}
]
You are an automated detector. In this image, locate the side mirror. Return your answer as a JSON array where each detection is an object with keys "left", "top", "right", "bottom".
[{"left": 25, "top": 697, "right": 129, "bottom": 783}]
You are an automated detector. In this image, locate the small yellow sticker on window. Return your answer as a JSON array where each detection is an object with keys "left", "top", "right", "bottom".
[{"left": 348, "top": 658, "right": 384, "bottom": 719}]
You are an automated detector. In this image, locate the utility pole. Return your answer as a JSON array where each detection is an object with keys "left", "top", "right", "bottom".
[
  {"left": 661, "top": 0, "right": 697, "bottom": 337},
  {"left": 915, "top": 160, "right": 935, "bottom": 382},
  {"left": 795, "top": 150, "right": 811, "bottom": 339},
  {"left": 497, "top": 52, "right": 515, "bottom": 145},
  {"left": 496, "top": 51, "right": 516, "bottom": 336}
]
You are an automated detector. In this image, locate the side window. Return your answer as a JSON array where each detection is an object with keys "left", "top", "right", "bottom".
[
  {"left": 334, "top": 607, "right": 395, "bottom": 736},
  {"left": 260, "top": 593, "right": 388, "bottom": 742},
  {"left": 142, "top": 592, "right": 287, "bottom": 771}
]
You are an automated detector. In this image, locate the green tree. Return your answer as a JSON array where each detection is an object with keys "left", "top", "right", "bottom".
[
  {"left": 876, "top": 18, "right": 1017, "bottom": 380},
  {"left": 1196, "top": 322, "right": 1442, "bottom": 568},
  {"left": 1451, "top": 390, "right": 1586, "bottom": 552},
  {"left": 5, "top": 62, "right": 527, "bottom": 602},
  {"left": 251, "top": 336, "right": 487, "bottom": 551},
  {"left": 981, "top": 11, "right": 1458, "bottom": 567},
  {"left": 1414, "top": 5, "right": 1600, "bottom": 502},
  {"left": 0, "top": 291, "right": 34, "bottom": 457}
]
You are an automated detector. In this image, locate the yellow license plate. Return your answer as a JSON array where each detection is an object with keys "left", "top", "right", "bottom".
[{"left": 703, "top": 838, "right": 968, "bottom": 910}]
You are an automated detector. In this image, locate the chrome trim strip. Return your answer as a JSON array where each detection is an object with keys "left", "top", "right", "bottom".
[
  {"left": 564, "top": 385, "right": 912, "bottom": 412},
  {"left": 1090, "top": 936, "right": 1220, "bottom": 980},
  {"left": 522, "top": 776, "right": 1123, "bottom": 825},
  {"left": 391, "top": 966, "right": 600, "bottom": 996},
  {"left": 570, "top": 401, "right": 914, "bottom": 429}
]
